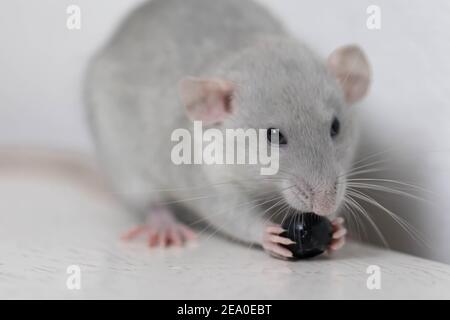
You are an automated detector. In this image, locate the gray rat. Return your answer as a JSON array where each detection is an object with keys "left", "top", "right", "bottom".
[{"left": 85, "top": 0, "right": 371, "bottom": 259}]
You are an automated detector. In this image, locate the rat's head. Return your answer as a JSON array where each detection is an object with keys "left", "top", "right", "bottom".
[{"left": 179, "top": 40, "right": 371, "bottom": 216}]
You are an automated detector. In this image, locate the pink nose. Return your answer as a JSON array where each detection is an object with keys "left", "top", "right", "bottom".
[{"left": 312, "top": 191, "right": 336, "bottom": 216}]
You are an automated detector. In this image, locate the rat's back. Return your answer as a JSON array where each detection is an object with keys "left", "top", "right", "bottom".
[
  {"left": 85, "top": 0, "right": 286, "bottom": 201},
  {"left": 102, "top": 0, "right": 285, "bottom": 78}
]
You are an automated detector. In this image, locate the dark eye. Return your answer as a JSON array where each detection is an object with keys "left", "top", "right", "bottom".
[
  {"left": 330, "top": 117, "right": 340, "bottom": 138},
  {"left": 267, "top": 128, "right": 287, "bottom": 145}
]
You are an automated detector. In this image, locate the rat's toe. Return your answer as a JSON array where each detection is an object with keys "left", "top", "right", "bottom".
[
  {"left": 179, "top": 225, "right": 197, "bottom": 240},
  {"left": 328, "top": 219, "right": 347, "bottom": 251},
  {"left": 152, "top": 225, "right": 196, "bottom": 247},
  {"left": 266, "top": 225, "right": 285, "bottom": 235},
  {"left": 121, "top": 225, "right": 147, "bottom": 240},
  {"left": 332, "top": 227, "right": 347, "bottom": 239},
  {"left": 168, "top": 228, "right": 183, "bottom": 246},
  {"left": 332, "top": 217, "right": 345, "bottom": 226},
  {"left": 263, "top": 242, "right": 293, "bottom": 259},
  {"left": 329, "top": 236, "right": 346, "bottom": 251},
  {"left": 263, "top": 225, "right": 294, "bottom": 259},
  {"left": 148, "top": 229, "right": 158, "bottom": 247},
  {"left": 270, "top": 235, "right": 295, "bottom": 245}
]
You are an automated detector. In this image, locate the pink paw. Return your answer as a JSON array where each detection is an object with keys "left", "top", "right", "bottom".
[
  {"left": 121, "top": 208, "right": 196, "bottom": 247},
  {"left": 262, "top": 225, "right": 295, "bottom": 260},
  {"left": 328, "top": 217, "right": 347, "bottom": 252}
]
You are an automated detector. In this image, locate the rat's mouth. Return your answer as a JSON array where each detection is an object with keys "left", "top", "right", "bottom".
[{"left": 281, "top": 183, "right": 339, "bottom": 216}]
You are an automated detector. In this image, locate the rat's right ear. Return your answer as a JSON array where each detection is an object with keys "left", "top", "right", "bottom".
[
  {"left": 327, "top": 45, "right": 371, "bottom": 105},
  {"left": 179, "top": 77, "right": 234, "bottom": 125}
]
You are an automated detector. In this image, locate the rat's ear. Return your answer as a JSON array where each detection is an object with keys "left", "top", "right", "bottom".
[
  {"left": 327, "top": 45, "right": 371, "bottom": 105},
  {"left": 179, "top": 77, "right": 234, "bottom": 125}
]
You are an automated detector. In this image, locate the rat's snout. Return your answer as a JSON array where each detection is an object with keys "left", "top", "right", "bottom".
[
  {"left": 311, "top": 187, "right": 338, "bottom": 216},
  {"left": 284, "top": 179, "right": 340, "bottom": 216}
]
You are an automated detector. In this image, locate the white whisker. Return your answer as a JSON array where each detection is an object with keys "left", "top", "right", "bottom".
[
  {"left": 344, "top": 195, "right": 390, "bottom": 248},
  {"left": 346, "top": 189, "right": 429, "bottom": 248}
]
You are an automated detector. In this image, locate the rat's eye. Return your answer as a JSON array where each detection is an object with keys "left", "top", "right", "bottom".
[
  {"left": 267, "top": 128, "right": 287, "bottom": 145},
  {"left": 330, "top": 117, "right": 340, "bottom": 138}
]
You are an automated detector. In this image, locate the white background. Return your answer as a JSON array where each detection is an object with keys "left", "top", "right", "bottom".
[{"left": 0, "top": 0, "right": 449, "bottom": 263}]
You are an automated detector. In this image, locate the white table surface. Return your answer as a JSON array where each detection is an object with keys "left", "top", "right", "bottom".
[{"left": 1, "top": 171, "right": 450, "bottom": 300}]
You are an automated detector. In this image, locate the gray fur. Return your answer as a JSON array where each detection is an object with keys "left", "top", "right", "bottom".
[{"left": 85, "top": 0, "right": 359, "bottom": 245}]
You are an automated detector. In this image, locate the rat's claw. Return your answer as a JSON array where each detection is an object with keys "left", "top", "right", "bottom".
[
  {"left": 328, "top": 217, "right": 347, "bottom": 252},
  {"left": 269, "top": 235, "right": 295, "bottom": 245},
  {"left": 266, "top": 225, "right": 285, "bottom": 235},
  {"left": 262, "top": 224, "right": 294, "bottom": 259},
  {"left": 263, "top": 242, "right": 293, "bottom": 259}
]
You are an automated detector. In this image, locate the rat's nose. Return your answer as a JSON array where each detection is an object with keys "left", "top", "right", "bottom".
[{"left": 312, "top": 188, "right": 337, "bottom": 216}]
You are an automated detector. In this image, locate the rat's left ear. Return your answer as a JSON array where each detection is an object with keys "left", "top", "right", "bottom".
[
  {"left": 179, "top": 77, "right": 234, "bottom": 125},
  {"left": 327, "top": 45, "right": 371, "bottom": 105}
]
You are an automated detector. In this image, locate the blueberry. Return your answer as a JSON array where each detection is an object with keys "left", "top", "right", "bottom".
[{"left": 281, "top": 212, "right": 333, "bottom": 259}]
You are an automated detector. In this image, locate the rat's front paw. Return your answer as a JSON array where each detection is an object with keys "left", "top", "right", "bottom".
[
  {"left": 262, "top": 225, "right": 295, "bottom": 260},
  {"left": 328, "top": 217, "right": 347, "bottom": 251}
]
